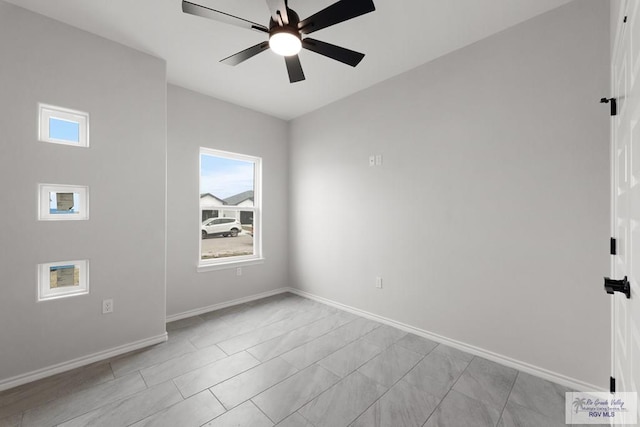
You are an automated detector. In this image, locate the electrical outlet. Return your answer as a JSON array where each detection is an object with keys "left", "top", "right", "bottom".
[
  {"left": 102, "top": 299, "right": 113, "bottom": 314},
  {"left": 369, "top": 155, "right": 375, "bottom": 167},
  {"left": 236, "top": 267, "right": 242, "bottom": 276},
  {"left": 375, "top": 277, "right": 383, "bottom": 289}
]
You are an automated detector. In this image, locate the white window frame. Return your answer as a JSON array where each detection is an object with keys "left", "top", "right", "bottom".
[
  {"left": 198, "top": 148, "right": 263, "bottom": 271},
  {"left": 38, "top": 183, "right": 89, "bottom": 221},
  {"left": 39, "top": 103, "right": 89, "bottom": 147},
  {"left": 37, "top": 259, "right": 89, "bottom": 301}
]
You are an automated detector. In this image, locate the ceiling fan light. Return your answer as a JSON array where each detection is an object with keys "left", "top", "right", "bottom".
[{"left": 269, "top": 30, "right": 301, "bottom": 56}]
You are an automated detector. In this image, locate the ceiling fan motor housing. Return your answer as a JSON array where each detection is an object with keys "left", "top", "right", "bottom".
[
  {"left": 269, "top": 8, "right": 302, "bottom": 56},
  {"left": 269, "top": 8, "right": 300, "bottom": 36}
]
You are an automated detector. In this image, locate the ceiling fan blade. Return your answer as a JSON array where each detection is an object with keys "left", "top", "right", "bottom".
[
  {"left": 298, "top": 0, "right": 375, "bottom": 35},
  {"left": 220, "top": 42, "right": 270, "bottom": 66},
  {"left": 265, "top": 0, "right": 289, "bottom": 25},
  {"left": 182, "top": 0, "right": 269, "bottom": 33},
  {"left": 302, "top": 38, "right": 364, "bottom": 67},
  {"left": 285, "top": 55, "right": 305, "bottom": 83}
]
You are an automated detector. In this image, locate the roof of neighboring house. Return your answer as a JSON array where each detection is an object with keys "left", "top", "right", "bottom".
[
  {"left": 224, "top": 190, "right": 254, "bottom": 206},
  {"left": 200, "top": 193, "right": 227, "bottom": 204}
]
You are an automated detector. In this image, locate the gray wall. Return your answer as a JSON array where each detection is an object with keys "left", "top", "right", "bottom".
[
  {"left": 166, "top": 85, "right": 289, "bottom": 317},
  {"left": 289, "top": 0, "right": 610, "bottom": 388},
  {"left": 0, "top": 2, "right": 167, "bottom": 382}
]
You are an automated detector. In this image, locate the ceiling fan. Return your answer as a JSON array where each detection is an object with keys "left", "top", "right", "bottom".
[{"left": 181, "top": 0, "right": 376, "bottom": 83}]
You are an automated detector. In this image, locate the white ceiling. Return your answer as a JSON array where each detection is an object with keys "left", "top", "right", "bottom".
[{"left": 6, "top": 0, "right": 573, "bottom": 120}]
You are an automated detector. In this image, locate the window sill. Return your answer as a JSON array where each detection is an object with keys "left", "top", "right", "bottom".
[{"left": 197, "top": 258, "right": 265, "bottom": 273}]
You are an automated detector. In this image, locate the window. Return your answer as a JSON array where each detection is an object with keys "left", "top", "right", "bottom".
[
  {"left": 199, "top": 148, "right": 262, "bottom": 269},
  {"left": 37, "top": 260, "right": 89, "bottom": 301},
  {"left": 38, "top": 184, "right": 89, "bottom": 221},
  {"left": 39, "top": 103, "right": 89, "bottom": 147}
]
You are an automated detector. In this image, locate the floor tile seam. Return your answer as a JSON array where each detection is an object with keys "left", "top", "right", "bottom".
[
  {"left": 281, "top": 309, "right": 359, "bottom": 343},
  {"left": 433, "top": 345, "right": 475, "bottom": 365},
  {"left": 297, "top": 370, "right": 388, "bottom": 427},
  {"left": 250, "top": 316, "right": 362, "bottom": 365},
  {"left": 194, "top": 315, "right": 232, "bottom": 330},
  {"left": 421, "top": 387, "right": 456, "bottom": 427},
  {"left": 496, "top": 369, "right": 520, "bottom": 425},
  {"left": 192, "top": 296, "right": 300, "bottom": 324},
  {"left": 134, "top": 366, "right": 153, "bottom": 391},
  {"left": 165, "top": 319, "right": 206, "bottom": 333},
  {"left": 251, "top": 363, "right": 341, "bottom": 425},
  {"left": 360, "top": 338, "right": 397, "bottom": 351},
  {"left": 111, "top": 342, "right": 199, "bottom": 378},
  {"left": 249, "top": 398, "right": 277, "bottom": 425},
  {"left": 140, "top": 345, "right": 235, "bottom": 387},
  {"left": 245, "top": 332, "right": 317, "bottom": 363},
  {"left": 63, "top": 380, "right": 179, "bottom": 427},
  {"left": 231, "top": 306, "right": 315, "bottom": 331},
  {"left": 316, "top": 320, "right": 386, "bottom": 363},
  {"left": 0, "top": 390, "right": 68, "bottom": 421},
  {"left": 29, "top": 372, "right": 148, "bottom": 427},
  {"left": 249, "top": 398, "right": 277, "bottom": 427},
  {"left": 450, "top": 383, "right": 510, "bottom": 426},
  {"left": 402, "top": 347, "right": 466, "bottom": 393},
  {"left": 217, "top": 308, "right": 338, "bottom": 354},
  {"left": 393, "top": 336, "right": 440, "bottom": 355},
  {"left": 499, "top": 397, "right": 566, "bottom": 426},
  {"left": 207, "top": 357, "right": 300, "bottom": 411},
  {"left": 394, "top": 340, "right": 441, "bottom": 360},
  {"left": 299, "top": 335, "right": 364, "bottom": 370},
  {"left": 449, "top": 354, "right": 475, "bottom": 392},
  {"left": 108, "top": 362, "right": 117, "bottom": 381},
  {"left": 198, "top": 389, "right": 226, "bottom": 425},
  {"left": 350, "top": 351, "right": 430, "bottom": 426},
  {"left": 318, "top": 340, "right": 384, "bottom": 378},
  {"left": 297, "top": 409, "right": 319, "bottom": 427},
  {"left": 177, "top": 351, "right": 262, "bottom": 397},
  {"left": 357, "top": 343, "right": 426, "bottom": 383},
  {"left": 172, "top": 377, "right": 189, "bottom": 400},
  {"left": 141, "top": 343, "right": 230, "bottom": 386},
  {"left": 120, "top": 387, "right": 194, "bottom": 427},
  {"left": 188, "top": 313, "right": 278, "bottom": 346},
  {"left": 193, "top": 306, "right": 333, "bottom": 352},
  {"left": 435, "top": 380, "right": 510, "bottom": 427},
  {"left": 501, "top": 375, "right": 569, "bottom": 426}
]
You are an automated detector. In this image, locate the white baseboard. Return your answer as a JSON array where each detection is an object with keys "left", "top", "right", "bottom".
[
  {"left": 165, "top": 287, "right": 291, "bottom": 323},
  {"left": 0, "top": 333, "right": 167, "bottom": 392},
  {"left": 288, "top": 288, "right": 606, "bottom": 393},
  {"left": 171, "top": 284, "right": 604, "bottom": 392}
]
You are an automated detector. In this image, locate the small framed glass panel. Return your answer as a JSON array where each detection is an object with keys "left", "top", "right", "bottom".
[
  {"left": 38, "top": 260, "right": 89, "bottom": 301},
  {"left": 49, "top": 117, "right": 80, "bottom": 143},
  {"left": 39, "top": 103, "right": 89, "bottom": 147},
  {"left": 38, "top": 184, "right": 89, "bottom": 221}
]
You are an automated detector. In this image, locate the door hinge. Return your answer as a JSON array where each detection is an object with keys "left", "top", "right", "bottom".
[
  {"left": 600, "top": 97, "right": 617, "bottom": 116},
  {"left": 611, "top": 237, "right": 617, "bottom": 255},
  {"left": 624, "top": 15, "right": 628, "bottom": 23},
  {"left": 610, "top": 376, "right": 616, "bottom": 393}
]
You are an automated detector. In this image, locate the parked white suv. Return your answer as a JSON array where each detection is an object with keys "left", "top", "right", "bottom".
[{"left": 202, "top": 217, "right": 242, "bottom": 238}]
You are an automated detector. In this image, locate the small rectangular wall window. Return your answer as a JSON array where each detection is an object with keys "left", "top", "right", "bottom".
[
  {"left": 199, "top": 148, "right": 262, "bottom": 269},
  {"left": 39, "top": 103, "right": 89, "bottom": 147},
  {"left": 38, "top": 184, "right": 89, "bottom": 221},
  {"left": 38, "top": 260, "right": 89, "bottom": 301}
]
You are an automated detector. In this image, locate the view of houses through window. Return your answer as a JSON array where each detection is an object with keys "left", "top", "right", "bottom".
[{"left": 199, "top": 148, "right": 261, "bottom": 265}]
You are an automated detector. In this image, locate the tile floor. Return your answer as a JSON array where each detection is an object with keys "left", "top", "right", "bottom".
[{"left": 0, "top": 293, "right": 582, "bottom": 426}]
